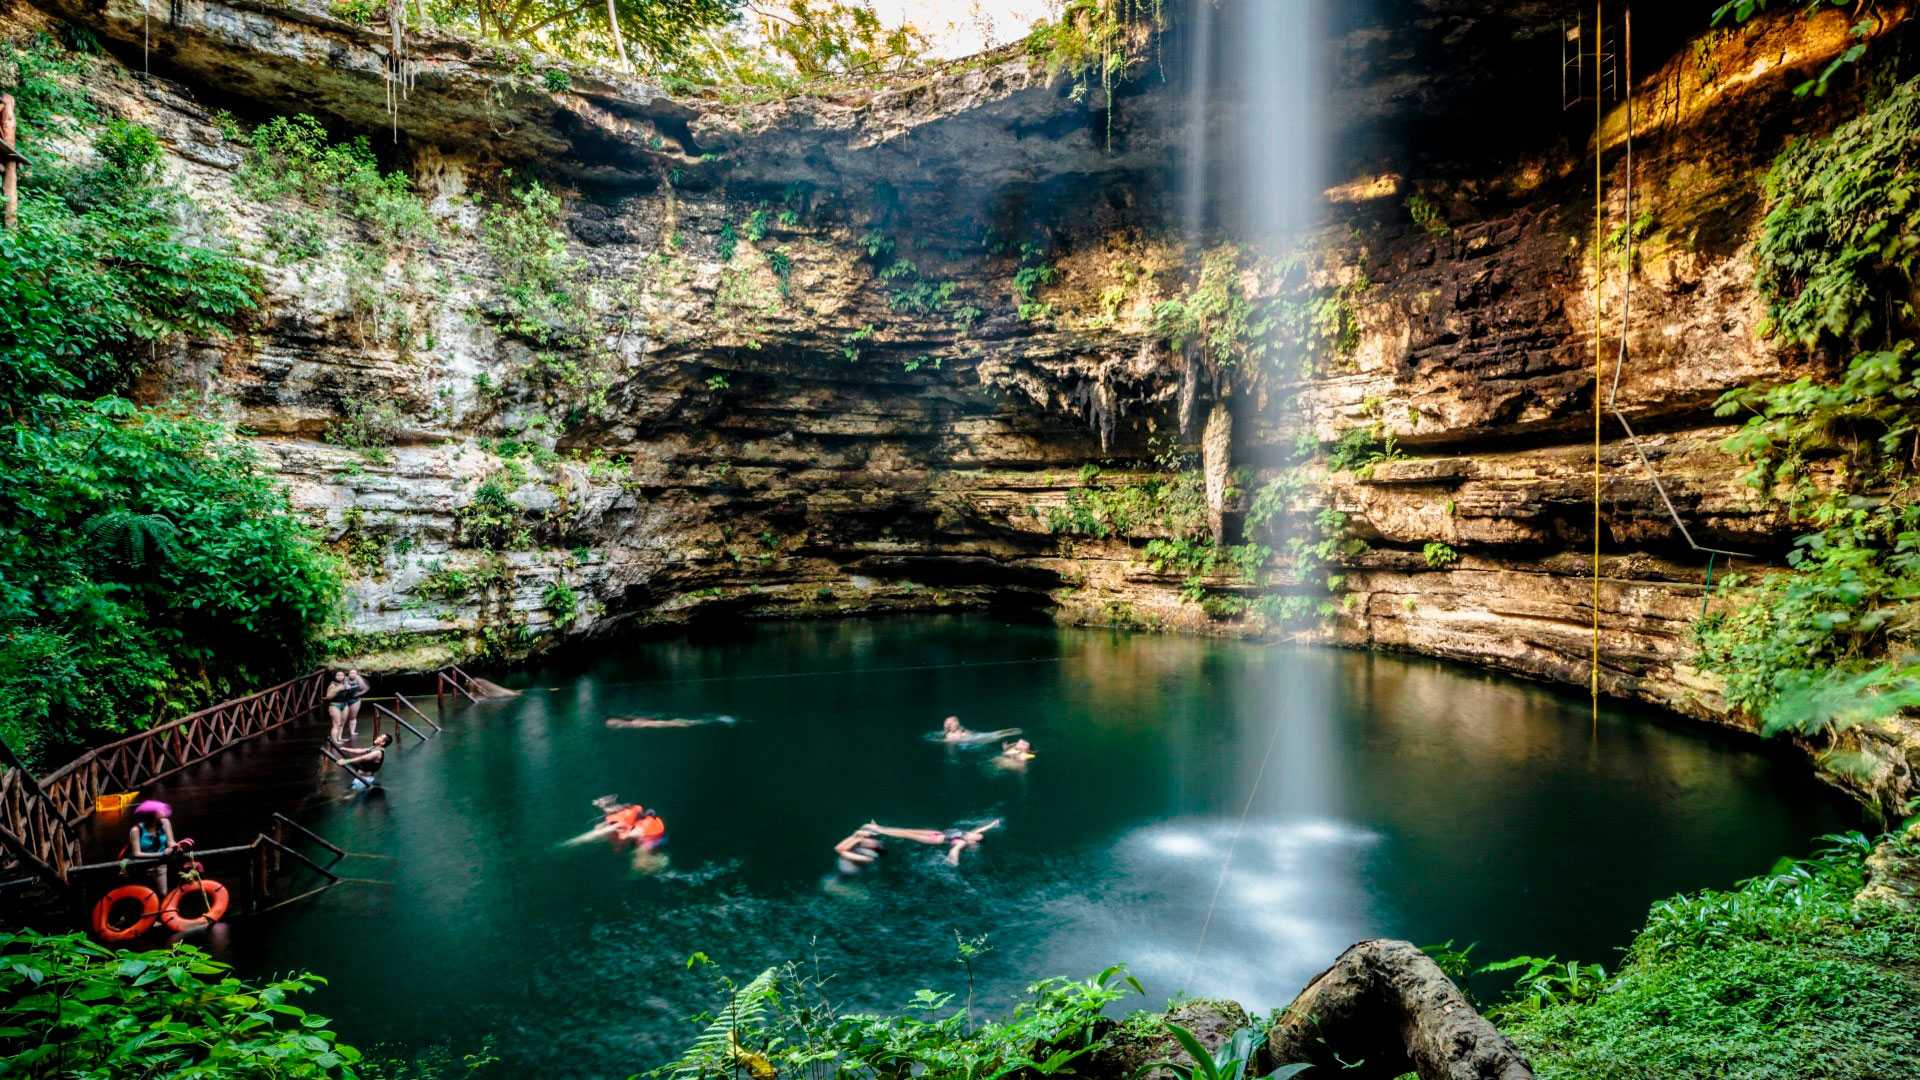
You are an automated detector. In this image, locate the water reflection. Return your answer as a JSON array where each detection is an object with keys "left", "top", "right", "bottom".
[{"left": 169, "top": 616, "right": 1852, "bottom": 1078}]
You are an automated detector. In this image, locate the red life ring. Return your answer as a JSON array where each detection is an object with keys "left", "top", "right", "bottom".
[
  {"left": 158, "top": 879, "right": 230, "bottom": 933},
  {"left": 90, "top": 884, "right": 159, "bottom": 943}
]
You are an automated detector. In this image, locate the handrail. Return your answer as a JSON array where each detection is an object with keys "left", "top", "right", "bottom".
[
  {"left": 5, "top": 664, "right": 482, "bottom": 891},
  {"left": 38, "top": 669, "right": 330, "bottom": 788}
]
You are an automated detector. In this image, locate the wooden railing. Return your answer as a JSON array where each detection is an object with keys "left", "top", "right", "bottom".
[
  {"left": 37, "top": 670, "right": 334, "bottom": 826},
  {"left": 3, "top": 664, "right": 489, "bottom": 892},
  {"left": 0, "top": 670, "right": 333, "bottom": 889},
  {"left": 0, "top": 760, "right": 82, "bottom": 889}
]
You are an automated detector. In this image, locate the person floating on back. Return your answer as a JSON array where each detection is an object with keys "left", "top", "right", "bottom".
[
  {"left": 336, "top": 733, "right": 392, "bottom": 790},
  {"left": 833, "top": 827, "right": 886, "bottom": 874},
  {"left": 326, "top": 668, "right": 370, "bottom": 745},
  {"left": 938, "top": 717, "right": 1020, "bottom": 745},
  {"left": 863, "top": 819, "right": 1003, "bottom": 866},
  {"left": 605, "top": 715, "right": 735, "bottom": 729}
]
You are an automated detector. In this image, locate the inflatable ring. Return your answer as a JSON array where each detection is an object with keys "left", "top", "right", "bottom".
[
  {"left": 158, "top": 879, "right": 230, "bottom": 933},
  {"left": 90, "top": 884, "right": 160, "bottom": 943}
]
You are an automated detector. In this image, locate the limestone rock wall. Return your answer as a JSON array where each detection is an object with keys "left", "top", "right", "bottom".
[{"left": 9, "top": 0, "right": 1912, "bottom": 806}]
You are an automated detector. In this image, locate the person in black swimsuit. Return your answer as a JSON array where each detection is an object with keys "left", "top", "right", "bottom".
[{"left": 326, "top": 669, "right": 369, "bottom": 745}]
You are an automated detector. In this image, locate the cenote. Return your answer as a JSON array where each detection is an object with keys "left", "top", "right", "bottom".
[{"left": 139, "top": 616, "right": 1850, "bottom": 1075}]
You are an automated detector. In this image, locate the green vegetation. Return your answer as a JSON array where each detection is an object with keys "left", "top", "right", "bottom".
[
  {"left": 1713, "top": 0, "right": 1874, "bottom": 98},
  {"left": 1423, "top": 541, "right": 1460, "bottom": 568},
  {"left": 1406, "top": 192, "right": 1450, "bottom": 238},
  {"left": 1506, "top": 831, "right": 1920, "bottom": 1079},
  {"left": 1045, "top": 464, "right": 1208, "bottom": 541},
  {"left": 0, "top": 36, "right": 339, "bottom": 765},
  {"left": 0, "top": 931, "right": 362, "bottom": 1075},
  {"left": 0, "top": 931, "right": 504, "bottom": 1077},
  {"left": 1154, "top": 246, "right": 1273, "bottom": 371},
  {"left": 753, "top": 1, "right": 929, "bottom": 79},
  {"left": 1012, "top": 242, "right": 1060, "bottom": 321},
  {"left": 240, "top": 114, "right": 433, "bottom": 249},
  {"left": 1326, "top": 415, "right": 1404, "bottom": 477},
  {"left": 1027, "top": 0, "right": 1164, "bottom": 147},
  {"left": 1153, "top": 1024, "right": 1309, "bottom": 1080},
  {"left": 475, "top": 177, "right": 620, "bottom": 427},
  {"left": 1695, "top": 75, "right": 1920, "bottom": 763},
  {"left": 1154, "top": 245, "right": 1363, "bottom": 381},
  {"left": 542, "top": 580, "right": 580, "bottom": 623},
  {"left": 656, "top": 946, "right": 1147, "bottom": 1080},
  {"left": 325, "top": 399, "right": 407, "bottom": 459},
  {"left": 456, "top": 469, "right": 539, "bottom": 552}
]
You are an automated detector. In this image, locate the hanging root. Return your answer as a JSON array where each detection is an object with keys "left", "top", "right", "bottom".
[{"left": 1262, "top": 940, "right": 1535, "bottom": 1080}]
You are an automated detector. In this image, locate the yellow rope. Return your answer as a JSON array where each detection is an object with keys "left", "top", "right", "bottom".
[{"left": 1592, "top": 1, "right": 1604, "bottom": 724}]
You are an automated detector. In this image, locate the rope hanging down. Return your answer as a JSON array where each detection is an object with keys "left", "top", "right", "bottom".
[
  {"left": 1594, "top": 6, "right": 1750, "bottom": 722},
  {"left": 1592, "top": 0, "right": 1604, "bottom": 720}
]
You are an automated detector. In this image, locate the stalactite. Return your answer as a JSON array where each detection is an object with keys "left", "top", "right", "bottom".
[
  {"left": 385, "top": 0, "right": 416, "bottom": 142},
  {"left": 1201, "top": 401, "right": 1232, "bottom": 545}
]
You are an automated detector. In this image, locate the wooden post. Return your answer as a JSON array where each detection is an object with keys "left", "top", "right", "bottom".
[{"left": 2, "top": 93, "right": 17, "bottom": 230}]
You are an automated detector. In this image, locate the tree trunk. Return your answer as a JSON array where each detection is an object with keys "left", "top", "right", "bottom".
[
  {"left": 1262, "top": 940, "right": 1535, "bottom": 1080},
  {"left": 606, "top": 0, "right": 631, "bottom": 71}
]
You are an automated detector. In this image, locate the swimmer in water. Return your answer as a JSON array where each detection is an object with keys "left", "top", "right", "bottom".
[
  {"left": 863, "top": 819, "right": 1003, "bottom": 866},
  {"left": 606, "top": 716, "right": 736, "bottom": 729},
  {"left": 938, "top": 717, "right": 1021, "bottom": 745},
  {"left": 996, "top": 738, "right": 1036, "bottom": 768},
  {"left": 590, "top": 796, "right": 667, "bottom": 848},
  {"left": 833, "top": 827, "right": 886, "bottom": 874}
]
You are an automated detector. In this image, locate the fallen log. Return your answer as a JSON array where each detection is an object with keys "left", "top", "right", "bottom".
[{"left": 1262, "top": 939, "right": 1534, "bottom": 1080}]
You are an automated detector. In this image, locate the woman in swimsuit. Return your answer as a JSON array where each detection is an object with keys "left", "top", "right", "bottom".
[
  {"left": 326, "top": 669, "right": 369, "bottom": 745},
  {"left": 128, "top": 800, "right": 178, "bottom": 893}
]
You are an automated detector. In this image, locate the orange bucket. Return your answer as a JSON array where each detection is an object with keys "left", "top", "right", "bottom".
[{"left": 94, "top": 791, "right": 139, "bottom": 814}]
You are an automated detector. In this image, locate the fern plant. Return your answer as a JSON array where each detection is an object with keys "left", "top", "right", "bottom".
[
  {"left": 665, "top": 965, "right": 780, "bottom": 1080},
  {"left": 81, "top": 510, "right": 180, "bottom": 569}
]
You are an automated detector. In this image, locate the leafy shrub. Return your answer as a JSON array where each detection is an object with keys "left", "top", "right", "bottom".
[
  {"left": 0, "top": 931, "right": 362, "bottom": 1075},
  {"left": 1696, "top": 77, "right": 1920, "bottom": 745},
  {"left": 0, "top": 52, "right": 338, "bottom": 765},
  {"left": 478, "top": 178, "right": 582, "bottom": 343},
  {"left": 657, "top": 947, "right": 1146, "bottom": 1080},
  {"left": 1406, "top": 192, "right": 1451, "bottom": 238},
  {"left": 1326, "top": 421, "right": 1403, "bottom": 477},
  {"left": 456, "top": 472, "right": 536, "bottom": 551},
  {"left": 239, "top": 114, "right": 431, "bottom": 248},
  {"left": 1012, "top": 242, "right": 1059, "bottom": 321},
  {"left": 1046, "top": 466, "right": 1208, "bottom": 541},
  {"left": 1506, "top": 832, "right": 1920, "bottom": 1079},
  {"left": 1423, "top": 541, "right": 1460, "bottom": 568},
  {"left": 325, "top": 399, "right": 407, "bottom": 455},
  {"left": 543, "top": 580, "right": 580, "bottom": 623}
]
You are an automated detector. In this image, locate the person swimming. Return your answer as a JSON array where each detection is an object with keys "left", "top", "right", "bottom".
[
  {"left": 862, "top": 819, "right": 1003, "bottom": 866},
  {"left": 605, "top": 715, "right": 735, "bottom": 729},
  {"left": 996, "top": 738, "right": 1036, "bottom": 767},
  {"left": 833, "top": 827, "right": 886, "bottom": 874},
  {"left": 937, "top": 717, "right": 1021, "bottom": 745},
  {"left": 593, "top": 797, "right": 667, "bottom": 849}
]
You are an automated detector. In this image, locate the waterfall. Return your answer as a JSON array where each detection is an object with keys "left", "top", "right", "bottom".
[{"left": 1175, "top": 0, "right": 1343, "bottom": 829}]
